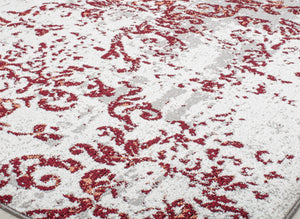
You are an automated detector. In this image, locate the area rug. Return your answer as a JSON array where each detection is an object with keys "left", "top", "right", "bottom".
[{"left": 0, "top": 0, "right": 299, "bottom": 218}]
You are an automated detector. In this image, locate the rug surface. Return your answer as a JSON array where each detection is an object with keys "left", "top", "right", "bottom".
[{"left": 0, "top": 0, "right": 299, "bottom": 218}]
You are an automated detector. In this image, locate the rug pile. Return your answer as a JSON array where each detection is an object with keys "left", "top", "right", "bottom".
[{"left": 0, "top": 0, "right": 299, "bottom": 218}]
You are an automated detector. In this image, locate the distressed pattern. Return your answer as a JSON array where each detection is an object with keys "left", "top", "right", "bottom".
[{"left": 0, "top": 0, "right": 299, "bottom": 218}]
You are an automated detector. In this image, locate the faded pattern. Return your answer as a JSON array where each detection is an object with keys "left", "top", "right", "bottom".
[{"left": 0, "top": 0, "right": 300, "bottom": 218}]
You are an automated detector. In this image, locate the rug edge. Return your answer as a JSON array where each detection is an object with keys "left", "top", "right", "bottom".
[
  {"left": 285, "top": 198, "right": 300, "bottom": 219},
  {"left": 0, "top": 203, "right": 30, "bottom": 219},
  {"left": 1, "top": 198, "right": 299, "bottom": 219}
]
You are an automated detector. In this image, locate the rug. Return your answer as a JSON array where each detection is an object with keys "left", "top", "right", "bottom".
[{"left": 0, "top": 0, "right": 299, "bottom": 218}]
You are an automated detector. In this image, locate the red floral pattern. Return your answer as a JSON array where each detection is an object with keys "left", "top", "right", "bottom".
[{"left": 0, "top": 0, "right": 299, "bottom": 218}]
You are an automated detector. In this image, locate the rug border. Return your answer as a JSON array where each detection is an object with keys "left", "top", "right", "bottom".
[
  {"left": 0, "top": 197, "right": 299, "bottom": 219},
  {"left": 285, "top": 198, "right": 300, "bottom": 219},
  {"left": 0, "top": 203, "right": 30, "bottom": 219}
]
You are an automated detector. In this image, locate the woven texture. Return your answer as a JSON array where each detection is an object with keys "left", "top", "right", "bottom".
[{"left": 0, "top": 0, "right": 299, "bottom": 218}]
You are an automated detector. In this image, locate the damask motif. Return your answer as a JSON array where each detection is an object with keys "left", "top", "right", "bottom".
[{"left": 0, "top": 0, "right": 299, "bottom": 218}]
